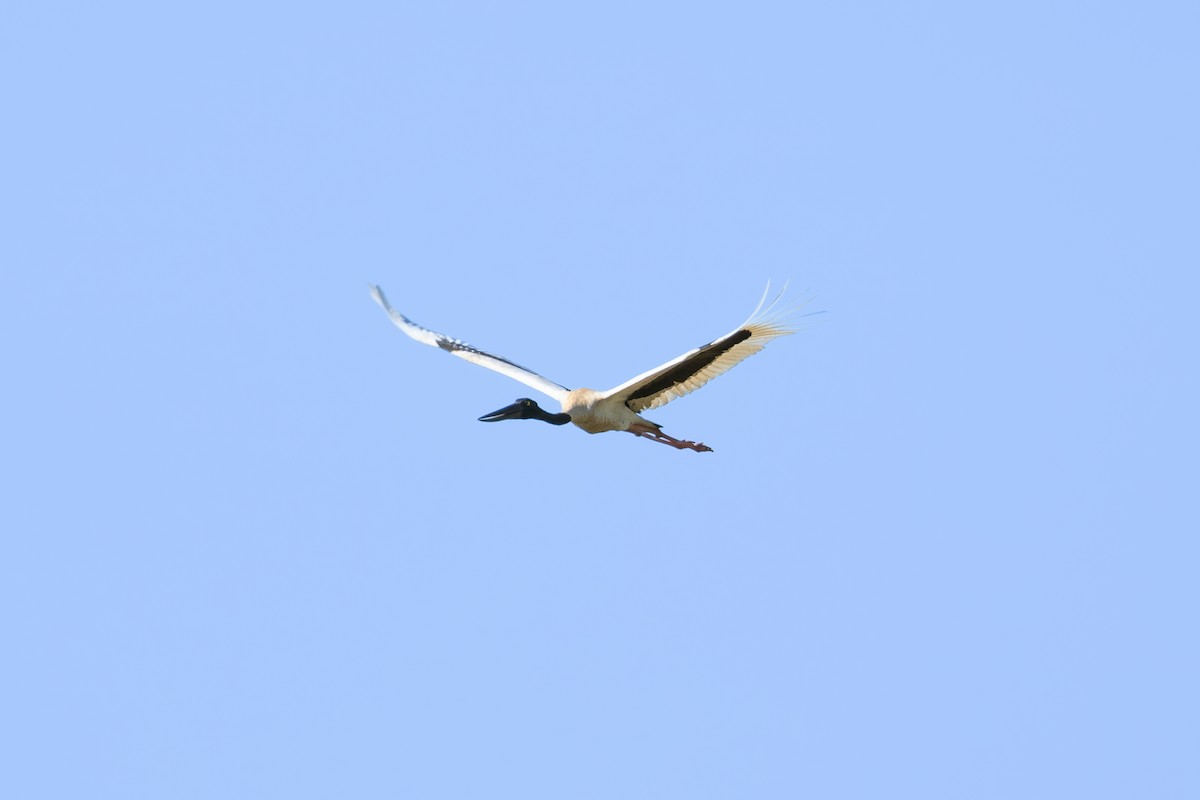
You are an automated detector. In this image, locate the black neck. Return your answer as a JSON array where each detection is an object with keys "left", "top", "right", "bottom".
[{"left": 534, "top": 408, "right": 572, "bottom": 426}]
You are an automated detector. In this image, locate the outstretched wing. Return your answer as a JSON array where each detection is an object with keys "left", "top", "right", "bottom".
[
  {"left": 370, "top": 284, "right": 570, "bottom": 403},
  {"left": 603, "top": 283, "right": 806, "bottom": 413}
]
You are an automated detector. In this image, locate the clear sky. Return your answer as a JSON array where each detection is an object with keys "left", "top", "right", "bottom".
[{"left": 3, "top": 2, "right": 1198, "bottom": 798}]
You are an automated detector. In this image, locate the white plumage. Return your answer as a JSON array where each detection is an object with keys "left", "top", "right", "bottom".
[{"left": 370, "top": 283, "right": 809, "bottom": 452}]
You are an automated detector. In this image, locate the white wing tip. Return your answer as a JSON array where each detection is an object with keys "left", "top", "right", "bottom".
[
  {"left": 742, "top": 280, "right": 822, "bottom": 333},
  {"left": 369, "top": 283, "right": 389, "bottom": 309}
]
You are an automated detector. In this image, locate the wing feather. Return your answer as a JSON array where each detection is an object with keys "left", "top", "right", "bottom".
[
  {"left": 603, "top": 283, "right": 807, "bottom": 412},
  {"left": 370, "top": 284, "right": 570, "bottom": 403}
]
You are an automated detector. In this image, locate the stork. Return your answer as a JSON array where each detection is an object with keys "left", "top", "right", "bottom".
[{"left": 369, "top": 283, "right": 810, "bottom": 453}]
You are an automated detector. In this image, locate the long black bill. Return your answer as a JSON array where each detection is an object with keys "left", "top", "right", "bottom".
[{"left": 478, "top": 401, "right": 525, "bottom": 422}]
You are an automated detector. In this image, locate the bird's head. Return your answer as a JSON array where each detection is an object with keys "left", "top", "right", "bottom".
[{"left": 478, "top": 398, "right": 571, "bottom": 425}]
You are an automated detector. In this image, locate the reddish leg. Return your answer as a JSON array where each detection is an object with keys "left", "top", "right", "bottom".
[{"left": 627, "top": 423, "right": 713, "bottom": 453}]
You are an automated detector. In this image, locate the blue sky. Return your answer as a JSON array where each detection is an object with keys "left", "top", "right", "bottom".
[{"left": 3, "top": 2, "right": 1198, "bottom": 798}]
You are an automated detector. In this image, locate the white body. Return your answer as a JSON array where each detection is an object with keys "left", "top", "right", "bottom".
[{"left": 561, "top": 388, "right": 646, "bottom": 434}]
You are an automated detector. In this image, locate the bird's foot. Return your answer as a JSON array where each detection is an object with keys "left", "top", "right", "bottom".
[{"left": 628, "top": 425, "right": 713, "bottom": 453}]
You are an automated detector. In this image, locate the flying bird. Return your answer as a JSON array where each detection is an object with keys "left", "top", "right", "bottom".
[{"left": 369, "top": 283, "right": 808, "bottom": 453}]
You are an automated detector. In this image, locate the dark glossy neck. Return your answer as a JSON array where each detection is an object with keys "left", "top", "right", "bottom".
[{"left": 534, "top": 408, "right": 572, "bottom": 426}]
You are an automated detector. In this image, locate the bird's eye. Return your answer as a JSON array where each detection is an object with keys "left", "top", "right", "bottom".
[{"left": 523, "top": 400, "right": 532, "bottom": 407}]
